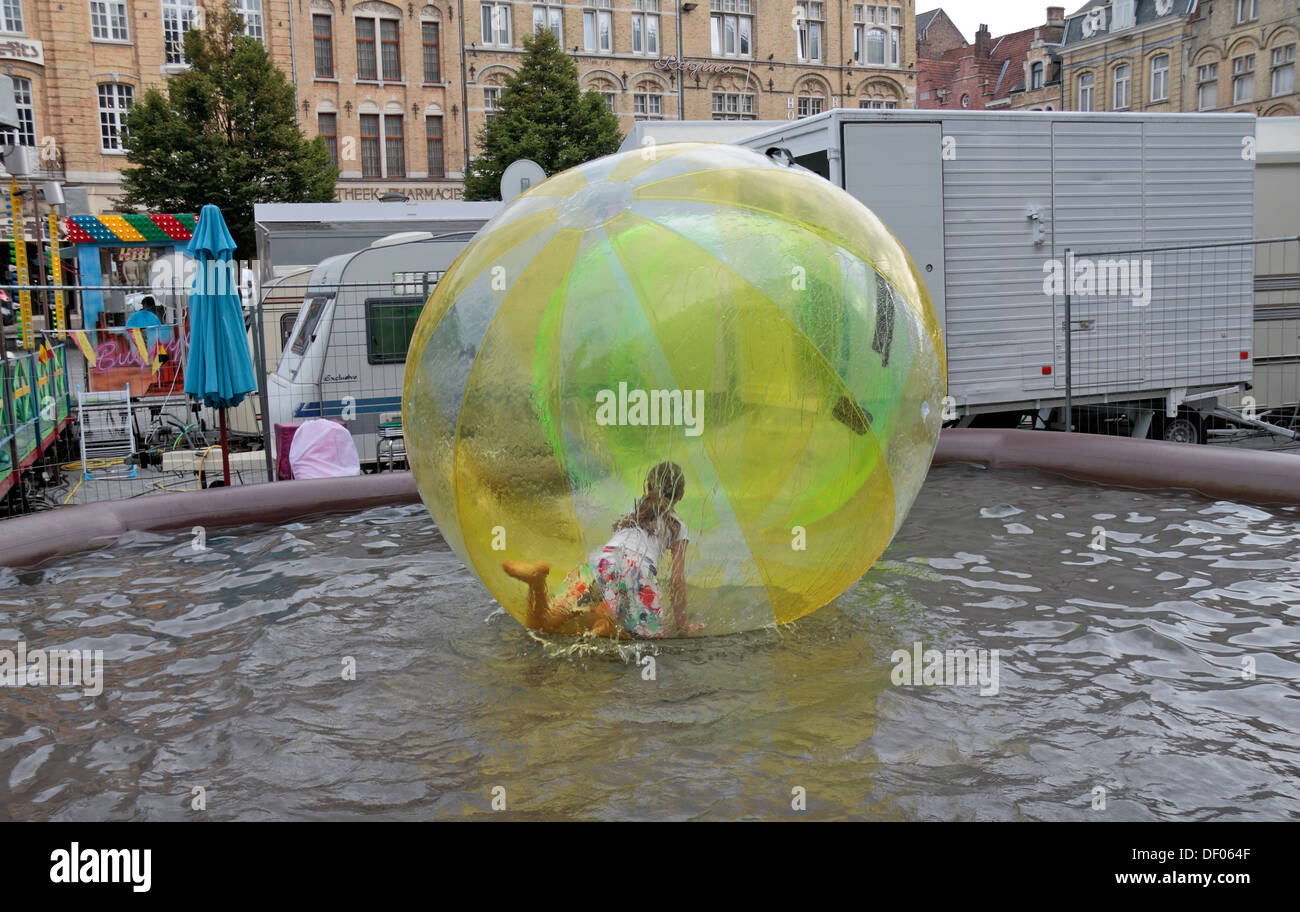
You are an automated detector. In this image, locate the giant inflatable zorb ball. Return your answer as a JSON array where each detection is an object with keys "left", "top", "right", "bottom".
[{"left": 403, "top": 143, "right": 945, "bottom": 636}]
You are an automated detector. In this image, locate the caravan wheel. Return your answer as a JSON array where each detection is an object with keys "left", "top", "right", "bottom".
[{"left": 1161, "top": 416, "right": 1203, "bottom": 445}]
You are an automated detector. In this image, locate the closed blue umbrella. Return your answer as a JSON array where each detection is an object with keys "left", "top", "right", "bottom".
[{"left": 184, "top": 204, "right": 256, "bottom": 485}]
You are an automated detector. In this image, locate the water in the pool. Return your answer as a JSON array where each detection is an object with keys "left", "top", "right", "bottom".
[{"left": 2, "top": 464, "right": 1297, "bottom": 820}]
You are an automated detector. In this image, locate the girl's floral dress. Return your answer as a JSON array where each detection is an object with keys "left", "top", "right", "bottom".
[{"left": 548, "top": 545, "right": 665, "bottom": 639}]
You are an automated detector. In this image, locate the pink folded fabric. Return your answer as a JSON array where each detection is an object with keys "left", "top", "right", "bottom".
[{"left": 288, "top": 419, "right": 362, "bottom": 479}]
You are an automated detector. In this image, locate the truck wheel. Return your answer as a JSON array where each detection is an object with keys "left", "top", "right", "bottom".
[{"left": 1162, "top": 416, "right": 1202, "bottom": 445}]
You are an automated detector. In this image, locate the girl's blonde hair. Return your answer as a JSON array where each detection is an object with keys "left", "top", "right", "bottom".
[{"left": 613, "top": 461, "right": 685, "bottom": 541}]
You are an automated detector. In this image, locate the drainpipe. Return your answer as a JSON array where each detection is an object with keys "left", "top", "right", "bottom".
[
  {"left": 286, "top": 0, "right": 299, "bottom": 126},
  {"left": 459, "top": 0, "right": 471, "bottom": 175},
  {"left": 676, "top": 3, "right": 684, "bottom": 119}
]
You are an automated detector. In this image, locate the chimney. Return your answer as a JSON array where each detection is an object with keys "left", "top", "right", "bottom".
[
  {"left": 975, "top": 24, "right": 991, "bottom": 58},
  {"left": 1047, "top": 6, "right": 1065, "bottom": 27}
]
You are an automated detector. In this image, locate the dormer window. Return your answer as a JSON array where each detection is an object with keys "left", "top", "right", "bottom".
[{"left": 1112, "top": 0, "right": 1134, "bottom": 31}]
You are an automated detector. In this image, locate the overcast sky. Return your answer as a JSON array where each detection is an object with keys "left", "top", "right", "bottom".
[{"left": 920, "top": 0, "right": 1081, "bottom": 40}]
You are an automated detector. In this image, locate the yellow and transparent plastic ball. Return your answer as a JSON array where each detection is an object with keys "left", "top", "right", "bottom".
[{"left": 403, "top": 142, "right": 945, "bottom": 636}]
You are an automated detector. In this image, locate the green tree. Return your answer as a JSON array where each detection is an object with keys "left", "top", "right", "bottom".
[
  {"left": 463, "top": 29, "right": 623, "bottom": 200},
  {"left": 118, "top": 4, "right": 337, "bottom": 256}
]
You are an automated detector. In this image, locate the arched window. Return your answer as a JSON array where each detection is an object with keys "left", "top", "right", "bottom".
[
  {"left": 356, "top": 2, "right": 403, "bottom": 82},
  {"left": 1077, "top": 72, "right": 1094, "bottom": 111},
  {"left": 1271, "top": 42, "right": 1295, "bottom": 97},
  {"left": 1196, "top": 57, "right": 1219, "bottom": 109},
  {"left": 1030, "top": 61, "right": 1044, "bottom": 90},
  {"left": 865, "top": 27, "right": 886, "bottom": 66},
  {"left": 313, "top": 10, "right": 335, "bottom": 78},
  {"left": 1150, "top": 53, "right": 1169, "bottom": 101},
  {"left": 421, "top": 7, "right": 442, "bottom": 82},
  {"left": 1113, "top": 63, "right": 1131, "bottom": 109}
]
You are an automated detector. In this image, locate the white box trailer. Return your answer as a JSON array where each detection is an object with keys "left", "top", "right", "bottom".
[
  {"left": 731, "top": 109, "right": 1259, "bottom": 431},
  {"left": 267, "top": 232, "right": 470, "bottom": 468}
]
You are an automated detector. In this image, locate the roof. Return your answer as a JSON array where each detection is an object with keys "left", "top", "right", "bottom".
[
  {"left": 1062, "top": 0, "right": 1196, "bottom": 46},
  {"left": 617, "top": 120, "right": 787, "bottom": 152},
  {"left": 916, "top": 8, "right": 941, "bottom": 36},
  {"left": 253, "top": 201, "right": 504, "bottom": 224},
  {"left": 65, "top": 214, "right": 196, "bottom": 245}
]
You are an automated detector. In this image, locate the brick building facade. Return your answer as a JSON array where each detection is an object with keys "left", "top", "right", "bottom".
[
  {"left": 1184, "top": 0, "right": 1298, "bottom": 116},
  {"left": 0, "top": 0, "right": 922, "bottom": 212},
  {"left": 461, "top": 1, "right": 918, "bottom": 142},
  {"left": 916, "top": 7, "right": 1065, "bottom": 111}
]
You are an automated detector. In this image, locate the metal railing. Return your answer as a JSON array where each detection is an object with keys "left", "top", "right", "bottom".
[{"left": 1062, "top": 236, "right": 1300, "bottom": 446}]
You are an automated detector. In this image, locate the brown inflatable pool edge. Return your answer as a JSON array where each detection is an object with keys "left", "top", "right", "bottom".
[
  {"left": 2, "top": 429, "right": 1295, "bottom": 569},
  {"left": 935, "top": 428, "right": 1300, "bottom": 506},
  {"left": 0, "top": 472, "right": 421, "bottom": 569}
]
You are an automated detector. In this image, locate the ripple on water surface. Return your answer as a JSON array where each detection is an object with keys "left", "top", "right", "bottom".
[{"left": 0, "top": 466, "right": 1297, "bottom": 820}]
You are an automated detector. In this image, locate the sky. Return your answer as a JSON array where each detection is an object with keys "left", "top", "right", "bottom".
[{"left": 919, "top": 0, "right": 1083, "bottom": 40}]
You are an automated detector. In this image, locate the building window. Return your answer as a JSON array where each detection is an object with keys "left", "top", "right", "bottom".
[
  {"left": 1112, "top": 0, "right": 1135, "bottom": 30},
  {"left": 384, "top": 115, "right": 405, "bottom": 178},
  {"left": 795, "top": 3, "right": 824, "bottom": 63},
  {"left": 1272, "top": 45, "right": 1295, "bottom": 97},
  {"left": 1149, "top": 54, "right": 1169, "bottom": 101},
  {"left": 1030, "top": 61, "right": 1044, "bottom": 89},
  {"left": 380, "top": 18, "right": 401, "bottom": 80},
  {"left": 360, "top": 113, "right": 381, "bottom": 177},
  {"left": 235, "top": 0, "right": 263, "bottom": 41},
  {"left": 98, "top": 82, "right": 133, "bottom": 152},
  {"left": 1233, "top": 54, "right": 1255, "bottom": 103},
  {"left": 712, "top": 91, "right": 754, "bottom": 120},
  {"left": 862, "top": 28, "right": 885, "bottom": 65},
  {"left": 1078, "top": 72, "right": 1094, "bottom": 111},
  {"left": 356, "top": 14, "right": 401, "bottom": 82},
  {"left": 859, "top": 99, "right": 898, "bottom": 109},
  {"left": 162, "top": 0, "right": 197, "bottom": 65},
  {"left": 482, "top": 1, "right": 512, "bottom": 47},
  {"left": 422, "top": 21, "right": 441, "bottom": 82},
  {"left": 1113, "top": 63, "right": 1130, "bottom": 109},
  {"left": 633, "top": 92, "right": 662, "bottom": 117},
  {"left": 0, "top": 0, "right": 22, "bottom": 33},
  {"left": 357, "top": 18, "right": 377, "bottom": 79},
  {"left": 484, "top": 86, "right": 502, "bottom": 121},
  {"left": 960, "top": 93, "right": 970, "bottom": 108},
  {"left": 90, "top": 1, "right": 129, "bottom": 41},
  {"left": 709, "top": 0, "right": 752, "bottom": 58},
  {"left": 1197, "top": 62, "right": 1218, "bottom": 110},
  {"left": 1236, "top": 0, "right": 1258, "bottom": 24},
  {"left": 426, "top": 115, "right": 444, "bottom": 178},
  {"left": 313, "top": 15, "right": 334, "bottom": 77},
  {"left": 0, "top": 76, "right": 34, "bottom": 147},
  {"left": 853, "top": 5, "right": 899, "bottom": 66},
  {"left": 583, "top": 2, "right": 612, "bottom": 53},
  {"left": 632, "top": 0, "right": 659, "bottom": 57},
  {"left": 603, "top": 91, "right": 616, "bottom": 110},
  {"left": 318, "top": 112, "right": 338, "bottom": 164},
  {"left": 533, "top": 4, "right": 562, "bottom": 42}
]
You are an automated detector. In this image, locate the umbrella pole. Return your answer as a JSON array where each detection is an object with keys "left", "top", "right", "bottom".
[{"left": 220, "top": 407, "right": 231, "bottom": 485}]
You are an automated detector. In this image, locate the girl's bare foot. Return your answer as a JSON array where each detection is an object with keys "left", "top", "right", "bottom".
[{"left": 502, "top": 560, "right": 551, "bottom": 582}]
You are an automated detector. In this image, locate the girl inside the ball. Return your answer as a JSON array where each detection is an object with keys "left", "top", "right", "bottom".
[{"left": 502, "top": 461, "right": 704, "bottom": 638}]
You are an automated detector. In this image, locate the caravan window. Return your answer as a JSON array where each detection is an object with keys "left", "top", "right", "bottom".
[
  {"left": 291, "top": 294, "right": 333, "bottom": 356},
  {"left": 279, "top": 312, "right": 297, "bottom": 349},
  {"left": 365, "top": 296, "right": 425, "bottom": 364}
]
